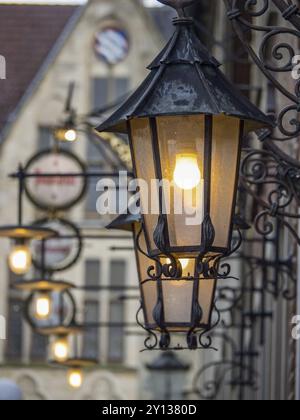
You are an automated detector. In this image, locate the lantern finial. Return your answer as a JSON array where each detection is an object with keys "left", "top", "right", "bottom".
[{"left": 157, "top": 0, "right": 198, "bottom": 17}]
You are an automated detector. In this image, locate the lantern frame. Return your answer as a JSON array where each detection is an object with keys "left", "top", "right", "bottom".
[
  {"left": 14, "top": 279, "right": 74, "bottom": 293},
  {"left": 102, "top": 0, "right": 273, "bottom": 350},
  {"left": 0, "top": 225, "right": 57, "bottom": 241}
]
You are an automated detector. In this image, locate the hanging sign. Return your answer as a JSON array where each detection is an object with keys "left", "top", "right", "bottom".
[
  {"left": 94, "top": 23, "right": 130, "bottom": 65},
  {"left": 31, "top": 218, "right": 82, "bottom": 273},
  {"left": 24, "top": 149, "right": 87, "bottom": 211}
]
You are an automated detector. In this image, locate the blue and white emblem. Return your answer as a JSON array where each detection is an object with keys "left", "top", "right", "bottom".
[{"left": 94, "top": 26, "right": 130, "bottom": 65}]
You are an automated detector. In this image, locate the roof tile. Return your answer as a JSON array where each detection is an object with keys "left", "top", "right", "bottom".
[{"left": 0, "top": 5, "right": 79, "bottom": 133}]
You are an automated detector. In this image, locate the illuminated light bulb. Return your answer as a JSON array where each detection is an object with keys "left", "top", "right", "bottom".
[
  {"left": 64, "top": 129, "right": 77, "bottom": 142},
  {"left": 165, "top": 258, "right": 189, "bottom": 271},
  {"left": 67, "top": 369, "right": 83, "bottom": 389},
  {"left": 173, "top": 154, "right": 201, "bottom": 190},
  {"left": 35, "top": 293, "right": 52, "bottom": 320},
  {"left": 52, "top": 337, "right": 69, "bottom": 362},
  {"left": 8, "top": 244, "right": 32, "bottom": 275},
  {"left": 164, "top": 258, "right": 191, "bottom": 286}
]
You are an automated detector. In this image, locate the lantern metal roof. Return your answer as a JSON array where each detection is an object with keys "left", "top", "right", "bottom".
[
  {"left": 96, "top": 17, "right": 274, "bottom": 135},
  {"left": 107, "top": 212, "right": 141, "bottom": 232}
]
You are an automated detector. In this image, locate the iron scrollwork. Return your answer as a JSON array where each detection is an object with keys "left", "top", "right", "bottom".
[{"left": 224, "top": 0, "right": 300, "bottom": 246}]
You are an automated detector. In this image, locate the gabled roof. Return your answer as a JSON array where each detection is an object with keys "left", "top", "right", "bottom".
[{"left": 0, "top": 4, "right": 83, "bottom": 141}]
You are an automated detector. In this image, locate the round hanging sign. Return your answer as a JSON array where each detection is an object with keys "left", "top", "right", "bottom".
[
  {"left": 31, "top": 218, "right": 82, "bottom": 273},
  {"left": 24, "top": 149, "right": 87, "bottom": 211},
  {"left": 94, "top": 23, "right": 130, "bottom": 65}
]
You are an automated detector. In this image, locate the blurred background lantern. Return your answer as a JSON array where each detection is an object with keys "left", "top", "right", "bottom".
[{"left": 146, "top": 351, "right": 190, "bottom": 400}]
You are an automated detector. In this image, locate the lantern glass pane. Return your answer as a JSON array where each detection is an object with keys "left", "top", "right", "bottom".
[
  {"left": 162, "top": 280, "right": 194, "bottom": 329},
  {"left": 198, "top": 278, "right": 216, "bottom": 326},
  {"left": 133, "top": 225, "right": 157, "bottom": 327},
  {"left": 130, "top": 118, "right": 159, "bottom": 253},
  {"left": 211, "top": 116, "right": 241, "bottom": 249},
  {"left": 156, "top": 116, "right": 205, "bottom": 254}
]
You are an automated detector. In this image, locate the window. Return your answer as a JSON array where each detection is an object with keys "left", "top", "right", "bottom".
[
  {"left": 92, "top": 77, "right": 129, "bottom": 110},
  {"left": 82, "top": 301, "right": 100, "bottom": 360},
  {"left": 85, "top": 259, "right": 101, "bottom": 288},
  {"left": 6, "top": 298, "right": 23, "bottom": 362},
  {"left": 82, "top": 260, "right": 101, "bottom": 359},
  {"left": 108, "top": 260, "right": 126, "bottom": 363}
]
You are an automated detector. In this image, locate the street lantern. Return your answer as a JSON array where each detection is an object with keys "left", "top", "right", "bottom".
[
  {"left": 41, "top": 325, "right": 83, "bottom": 363},
  {"left": 53, "top": 124, "right": 77, "bottom": 143},
  {"left": 51, "top": 358, "right": 97, "bottom": 390},
  {"left": 1, "top": 227, "right": 57, "bottom": 275},
  {"left": 52, "top": 335, "right": 70, "bottom": 362},
  {"left": 8, "top": 243, "right": 32, "bottom": 275},
  {"left": 15, "top": 278, "right": 74, "bottom": 321},
  {"left": 97, "top": 0, "right": 273, "bottom": 262},
  {"left": 0, "top": 165, "right": 58, "bottom": 275}
]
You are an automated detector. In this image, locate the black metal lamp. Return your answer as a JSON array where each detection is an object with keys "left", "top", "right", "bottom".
[
  {"left": 103, "top": 0, "right": 274, "bottom": 349},
  {"left": 97, "top": 0, "right": 273, "bottom": 264},
  {"left": 14, "top": 239, "right": 75, "bottom": 321},
  {"left": 52, "top": 358, "right": 98, "bottom": 389},
  {"left": 0, "top": 165, "right": 57, "bottom": 275}
]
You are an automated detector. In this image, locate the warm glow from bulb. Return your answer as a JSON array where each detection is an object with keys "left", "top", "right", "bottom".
[
  {"left": 164, "top": 258, "right": 192, "bottom": 286},
  {"left": 8, "top": 244, "right": 32, "bottom": 275},
  {"left": 67, "top": 369, "right": 83, "bottom": 389},
  {"left": 64, "top": 129, "right": 77, "bottom": 142},
  {"left": 179, "top": 258, "right": 189, "bottom": 270},
  {"left": 52, "top": 338, "right": 69, "bottom": 362},
  {"left": 173, "top": 154, "right": 201, "bottom": 190},
  {"left": 35, "top": 294, "right": 51, "bottom": 320},
  {"left": 165, "top": 258, "right": 189, "bottom": 271}
]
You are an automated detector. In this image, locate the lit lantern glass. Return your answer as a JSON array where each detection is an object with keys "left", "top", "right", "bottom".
[
  {"left": 52, "top": 336, "right": 69, "bottom": 362},
  {"left": 67, "top": 369, "right": 83, "bottom": 389},
  {"left": 173, "top": 154, "right": 201, "bottom": 190},
  {"left": 54, "top": 127, "right": 77, "bottom": 142},
  {"left": 34, "top": 293, "right": 52, "bottom": 320},
  {"left": 8, "top": 244, "right": 32, "bottom": 275},
  {"left": 64, "top": 129, "right": 77, "bottom": 142}
]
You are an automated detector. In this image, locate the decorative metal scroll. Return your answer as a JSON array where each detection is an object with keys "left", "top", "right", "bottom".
[
  {"left": 224, "top": 0, "right": 300, "bottom": 243},
  {"left": 189, "top": 220, "right": 296, "bottom": 400}
]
